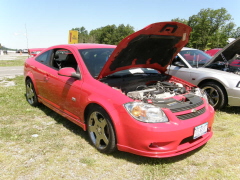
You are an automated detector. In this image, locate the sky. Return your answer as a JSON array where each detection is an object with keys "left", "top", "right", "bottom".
[{"left": 1, "top": 0, "right": 240, "bottom": 49}]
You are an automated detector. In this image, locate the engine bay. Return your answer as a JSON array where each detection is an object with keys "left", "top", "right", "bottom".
[
  {"left": 126, "top": 81, "right": 187, "bottom": 100},
  {"left": 101, "top": 73, "right": 204, "bottom": 112},
  {"left": 206, "top": 53, "right": 240, "bottom": 75}
]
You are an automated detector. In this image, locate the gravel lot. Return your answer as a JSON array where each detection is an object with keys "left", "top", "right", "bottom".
[{"left": 0, "top": 53, "right": 27, "bottom": 80}]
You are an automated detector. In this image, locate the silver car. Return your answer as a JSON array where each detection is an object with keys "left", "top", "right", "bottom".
[{"left": 168, "top": 37, "right": 240, "bottom": 109}]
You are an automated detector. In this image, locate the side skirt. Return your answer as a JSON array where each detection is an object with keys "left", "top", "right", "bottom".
[{"left": 38, "top": 97, "right": 86, "bottom": 131}]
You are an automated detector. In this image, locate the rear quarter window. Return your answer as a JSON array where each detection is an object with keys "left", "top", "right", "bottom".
[{"left": 35, "top": 51, "right": 50, "bottom": 64}]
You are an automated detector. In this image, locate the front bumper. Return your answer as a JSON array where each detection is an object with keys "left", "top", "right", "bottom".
[
  {"left": 227, "top": 87, "right": 240, "bottom": 106},
  {"left": 115, "top": 104, "right": 215, "bottom": 158}
]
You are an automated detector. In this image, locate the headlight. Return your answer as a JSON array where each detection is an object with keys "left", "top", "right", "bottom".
[
  {"left": 124, "top": 102, "right": 168, "bottom": 123},
  {"left": 194, "top": 88, "right": 209, "bottom": 103},
  {"left": 201, "top": 90, "right": 209, "bottom": 103}
]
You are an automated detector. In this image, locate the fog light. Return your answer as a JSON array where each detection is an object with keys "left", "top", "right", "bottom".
[{"left": 149, "top": 142, "right": 172, "bottom": 150}]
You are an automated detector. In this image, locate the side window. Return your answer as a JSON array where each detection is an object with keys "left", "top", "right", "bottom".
[
  {"left": 52, "top": 49, "right": 78, "bottom": 71},
  {"left": 172, "top": 55, "right": 187, "bottom": 68},
  {"left": 35, "top": 51, "right": 50, "bottom": 64}
]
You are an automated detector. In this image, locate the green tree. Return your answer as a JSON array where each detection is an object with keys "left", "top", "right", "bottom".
[
  {"left": 88, "top": 28, "right": 100, "bottom": 43},
  {"left": 113, "top": 24, "right": 135, "bottom": 44},
  {"left": 72, "top": 26, "right": 89, "bottom": 43},
  {"left": 96, "top": 25, "right": 117, "bottom": 44},
  {"left": 172, "top": 8, "right": 236, "bottom": 50},
  {"left": 231, "top": 27, "right": 240, "bottom": 38},
  {"left": 171, "top": 18, "right": 188, "bottom": 25},
  {"left": 71, "top": 24, "right": 135, "bottom": 45},
  {"left": 89, "top": 24, "right": 134, "bottom": 45}
]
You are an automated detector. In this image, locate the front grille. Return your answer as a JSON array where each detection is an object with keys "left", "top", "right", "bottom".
[
  {"left": 176, "top": 107, "right": 206, "bottom": 120},
  {"left": 170, "top": 100, "right": 204, "bottom": 113}
]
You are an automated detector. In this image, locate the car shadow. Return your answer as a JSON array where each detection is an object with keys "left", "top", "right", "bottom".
[
  {"left": 111, "top": 144, "right": 206, "bottom": 164},
  {"left": 37, "top": 104, "right": 89, "bottom": 141},
  {"left": 218, "top": 106, "right": 240, "bottom": 114},
  {"left": 36, "top": 104, "right": 207, "bottom": 164}
]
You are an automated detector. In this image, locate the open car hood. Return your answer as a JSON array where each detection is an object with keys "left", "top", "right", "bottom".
[
  {"left": 97, "top": 22, "right": 191, "bottom": 79},
  {"left": 204, "top": 37, "right": 240, "bottom": 67}
]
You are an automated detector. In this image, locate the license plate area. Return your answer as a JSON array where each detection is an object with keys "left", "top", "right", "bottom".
[{"left": 193, "top": 122, "right": 208, "bottom": 139}]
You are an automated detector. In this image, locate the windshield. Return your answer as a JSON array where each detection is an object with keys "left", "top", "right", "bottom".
[
  {"left": 179, "top": 49, "right": 212, "bottom": 67},
  {"left": 79, "top": 48, "right": 115, "bottom": 77}
]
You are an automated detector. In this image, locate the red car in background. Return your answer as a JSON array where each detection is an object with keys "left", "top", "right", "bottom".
[
  {"left": 24, "top": 22, "right": 214, "bottom": 158},
  {"left": 206, "top": 48, "right": 240, "bottom": 68},
  {"left": 28, "top": 48, "right": 44, "bottom": 57},
  {"left": 205, "top": 48, "right": 222, "bottom": 56}
]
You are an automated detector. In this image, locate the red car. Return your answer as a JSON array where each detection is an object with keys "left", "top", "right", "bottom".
[
  {"left": 28, "top": 48, "right": 44, "bottom": 57},
  {"left": 205, "top": 48, "right": 222, "bottom": 56},
  {"left": 24, "top": 22, "right": 214, "bottom": 158}
]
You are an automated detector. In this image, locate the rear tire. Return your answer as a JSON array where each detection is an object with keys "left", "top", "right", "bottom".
[
  {"left": 25, "top": 79, "right": 39, "bottom": 107},
  {"left": 86, "top": 105, "right": 116, "bottom": 153},
  {"left": 200, "top": 82, "right": 227, "bottom": 110}
]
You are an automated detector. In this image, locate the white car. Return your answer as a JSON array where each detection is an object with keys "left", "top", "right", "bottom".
[
  {"left": 22, "top": 49, "right": 28, "bottom": 53},
  {"left": 168, "top": 37, "right": 240, "bottom": 109}
]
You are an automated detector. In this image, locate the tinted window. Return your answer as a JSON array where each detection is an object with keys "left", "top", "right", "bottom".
[{"left": 35, "top": 51, "right": 50, "bottom": 64}]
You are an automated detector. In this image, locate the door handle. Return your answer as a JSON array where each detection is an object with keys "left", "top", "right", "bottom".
[{"left": 44, "top": 74, "right": 49, "bottom": 81}]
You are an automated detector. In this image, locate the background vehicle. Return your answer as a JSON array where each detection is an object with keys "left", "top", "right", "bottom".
[
  {"left": 16, "top": 49, "right": 22, "bottom": 53},
  {"left": 22, "top": 49, "right": 28, "bottom": 53},
  {"left": 28, "top": 48, "right": 44, "bottom": 57},
  {"left": 205, "top": 48, "right": 222, "bottom": 56},
  {"left": 168, "top": 38, "right": 240, "bottom": 109}
]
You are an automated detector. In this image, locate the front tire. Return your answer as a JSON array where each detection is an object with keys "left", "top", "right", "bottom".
[
  {"left": 200, "top": 82, "right": 227, "bottom": 110},
  {"left": 86, "top": 105, "right": 116, "bottom": 153},
  {"left": 25, "top": 79, "right": 39, "bottom": 107}
]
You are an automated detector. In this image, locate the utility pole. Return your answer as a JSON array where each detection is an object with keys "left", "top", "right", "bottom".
[{"left": 0, "top": 43, "right": 2, "bottom": 55}]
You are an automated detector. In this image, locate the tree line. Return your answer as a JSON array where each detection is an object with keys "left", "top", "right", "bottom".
[
  {"left": 72, "top": 24, "right": 135, "bottom": 45},
  {"left": 72, "top": 8, "right": 239, "bottom": 50}
]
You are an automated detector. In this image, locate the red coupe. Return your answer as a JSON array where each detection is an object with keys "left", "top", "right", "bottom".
[
  {"left": 24, "top": 22, "right": 214, "bottom": 158},
  {"left": 28, "top": 48, "right": 45, "bottom": 57},
  {"left": 205, "top": 48, "right": 222, "bottom": 56}
]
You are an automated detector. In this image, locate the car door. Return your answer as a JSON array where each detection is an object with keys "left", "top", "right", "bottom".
[
  {"left": 60, "top": 77, "right": 83, "bottom": 120},
  {"left": 33, "top": 49, "right": 65, "bottom": 108},
  {"left": 167, "top": 54, "right": 194, "bottom": 84},
  {"left": 47, "top": 48, "right": 83, "bottom": 120}
]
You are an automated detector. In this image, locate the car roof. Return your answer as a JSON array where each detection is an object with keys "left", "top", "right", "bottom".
[
  {"left": 181, "top": 47, "right": 197, "bottom": 51},
  {"left": 58, "top": 43, "right": 117, "bottom": 49}
]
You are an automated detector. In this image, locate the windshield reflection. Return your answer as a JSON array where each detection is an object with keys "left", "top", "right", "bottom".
[
  {"left": 79, "top": 48, "right": 114, "bottom": 77},
  {"left": 179, "top": 50, "right": 212, "bottom": 67}
]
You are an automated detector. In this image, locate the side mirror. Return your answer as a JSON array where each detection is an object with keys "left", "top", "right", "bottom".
[
  {"left": 173, "top": 61, "right": 185, "bottom": 67},
  {"left": 58, "top": 67, "right": 80, "bottom": 79}
]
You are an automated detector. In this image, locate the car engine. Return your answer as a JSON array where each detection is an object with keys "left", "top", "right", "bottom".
[
  {"left": 207, "top": 53, "right": 240, "bottom": 75},
  {"left": 127, "top": 81, "right": 186, "bottom": 100},
  {"left": 101, "top": 74, "right": 205, "bottom": 112}
]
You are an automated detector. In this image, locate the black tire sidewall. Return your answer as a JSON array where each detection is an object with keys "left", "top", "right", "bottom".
[
  {"left": 26, "top": 79, "right": 39, "bottom": 107},
  {"left": 200, "top": 82, "right": 227, "bottom": 109}
]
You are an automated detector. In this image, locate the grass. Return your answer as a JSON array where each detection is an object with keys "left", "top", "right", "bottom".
[
  {"left": 0, "top": 56, "right": 27, "bottom": 66},
  {"left": 0, "top": 76, "right": 240, "bottom": 179}
]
